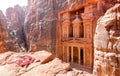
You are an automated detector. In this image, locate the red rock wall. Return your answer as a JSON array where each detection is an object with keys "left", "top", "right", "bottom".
[{"left": 6, "top": 5, "right": 28, "bottom": 52}]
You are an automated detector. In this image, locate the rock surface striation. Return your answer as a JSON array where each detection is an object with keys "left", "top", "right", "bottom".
[{"left": 94, "top": 4, "right": 120, "bottom": 76}]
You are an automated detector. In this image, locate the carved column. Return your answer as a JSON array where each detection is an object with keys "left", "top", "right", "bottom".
[
  {"left": 78, "top": 47, "right": 81, "bottom": 65},
  {"left": 83, "top": 48, "right": 86, "bottom": 66},
  {"left": 67, "top": 46, "right": 69, "bottom": 62},
  {"left": 62, "top": 12, "right": 71, "bottom": 39},
  {"left": 85, "top": 24, "right": 90, "bottom": 38},
  {"left": 63, "top": 46, "right": 65, "bottom": 61},
  {"left": 71, "top": 46, "right": 74, "bottom": 64},
  {"left": 72, "top": 12, "right": 82, "bottom": 38},
  {"left": 90, "top": 46, "right": 93, "bottom": 67}
]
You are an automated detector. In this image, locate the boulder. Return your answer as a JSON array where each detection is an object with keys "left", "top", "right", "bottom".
[
  {"left": 0, "top": 50, "right": 95, "bottom": 76},
  {"left": 31, "top": 50, "right": 53, "bottom": 63},
  {"left": 0, "top": 64, "right": 22, "bottom": 76},
  {"left": 0, "top": 52, "right": 13, "bottom": 65},
  {"left": 0, "top": 51, "right": 55, "bottom": 76},
  {"left": 21, "top": 58, "right": 71, "bottom": 76}
]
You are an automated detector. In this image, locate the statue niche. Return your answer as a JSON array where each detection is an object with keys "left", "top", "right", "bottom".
[
  {"left": 72, "top": 12, "right": 84, "bottom": 38},
  {"left": 62, "top": 11, "right": 84, "bottom": 39}
]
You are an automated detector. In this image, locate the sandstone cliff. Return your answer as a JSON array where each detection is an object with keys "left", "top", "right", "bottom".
[
  {"left": 94, "top": 4, "right": 120, "bottom": 76},
  {"left": 6, "top": 5, "right": 28, "bottom": 52}
]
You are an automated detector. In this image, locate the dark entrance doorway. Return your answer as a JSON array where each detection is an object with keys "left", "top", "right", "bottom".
[
  {"left": 73, "top": 47, "right": 78, "bottom": 63},
  {"left": 80, "top": 48, "right": 84, "bottom": 64}
]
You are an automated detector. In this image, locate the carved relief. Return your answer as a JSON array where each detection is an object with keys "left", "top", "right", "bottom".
[{"left": 72, "top": 12, "right": 83, "bottom": 38}]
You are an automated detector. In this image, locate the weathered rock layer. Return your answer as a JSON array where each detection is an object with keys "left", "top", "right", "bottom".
[{"left": 94, "top": 4, "right": 120, "bottom": 76}]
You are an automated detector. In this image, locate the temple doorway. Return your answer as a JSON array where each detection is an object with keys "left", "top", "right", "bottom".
[
  {"left": 73, "top": 47, "right": 78, "bottom": 63},
  {"left": 80, "top": 48, "right": 84, "bottom": 64}
]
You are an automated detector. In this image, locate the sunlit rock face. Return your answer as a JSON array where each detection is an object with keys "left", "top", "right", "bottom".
[
  {"left": 24, "top": 0, "right": 57, "bottom": 52},
  {"left": 25, "top": 0, "right": 58, "bottom": 52},
  {"left": 6, "top": 5, "right": 28, "bottom": 52},
  {"left": 94, "top": 4, "right": 120, "bottom": 76}
]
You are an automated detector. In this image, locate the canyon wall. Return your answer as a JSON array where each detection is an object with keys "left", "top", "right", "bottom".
[
  {"left": 93, "top": 4, "right": 120, "bottom": 76},
  {"left": 24, "top": 0, "right": 58, "bottom": 52},
  {"left": 6, "top": 5, "right": 28, "bottom": 52}
]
